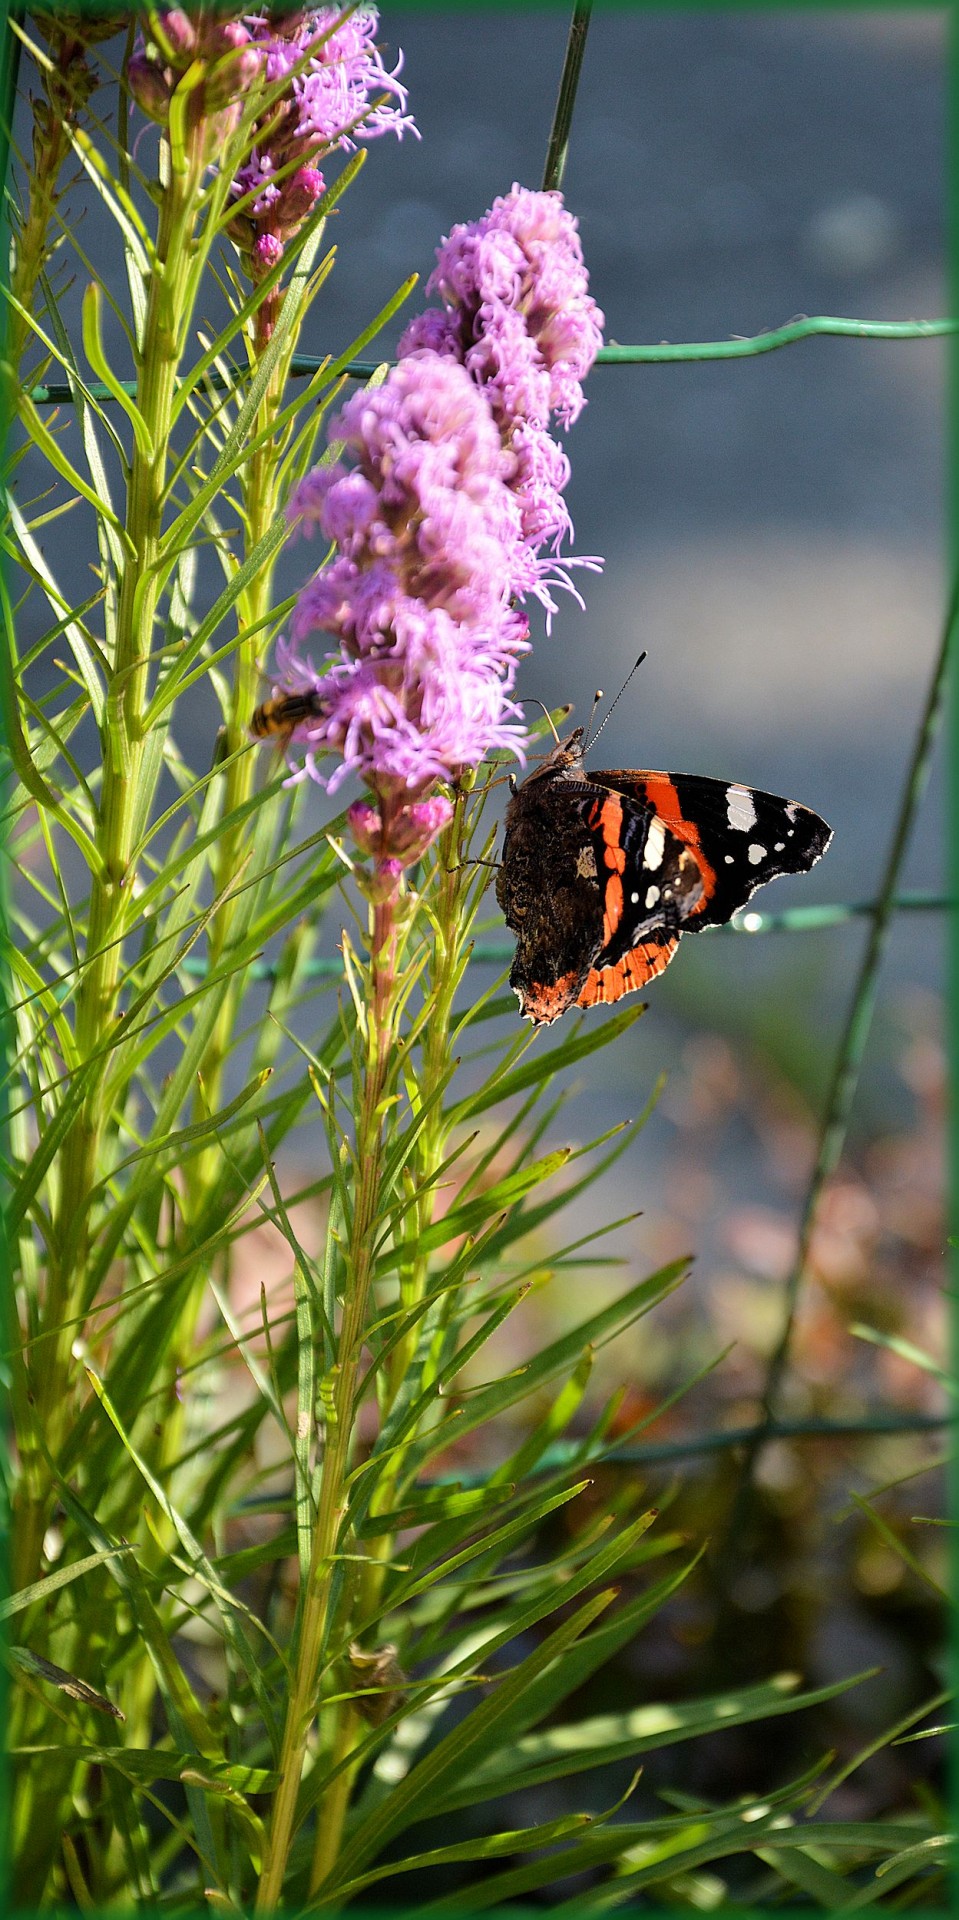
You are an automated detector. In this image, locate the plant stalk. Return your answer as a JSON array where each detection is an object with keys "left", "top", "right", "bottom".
[
  {"left": 14, "top": 127, "right": 208, "bottom": 1593},
  {"left": 255, "top": 875, "right": 401, "bottom": 1910}
]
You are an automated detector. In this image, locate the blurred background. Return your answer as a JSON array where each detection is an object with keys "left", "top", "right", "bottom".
[
  {"left": 11, "top": 2, "right": 949, "bottom": 1852},
  {"left": 277, "top": 3, "right": 950, "bottom": 1823}
]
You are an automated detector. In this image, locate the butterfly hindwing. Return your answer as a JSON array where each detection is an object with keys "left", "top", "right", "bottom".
[{"left": 577, "top": 931, "right": 681, "bottom": 1009}]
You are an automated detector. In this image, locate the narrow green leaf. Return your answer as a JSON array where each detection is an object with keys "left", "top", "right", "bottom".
[
  {"left": 8, "top": 1646, "right": 124, "bottom": 1719},
  {"left": 449, "top": 1003, "right": 646, "bottom": 1123},
  {"left": 323, "top": 1588, "right": 617, "bottom": 1890},
  {"left": 0, "top": 1545, "right": 135, "bottom": 1620},
  {"left": 444, "top": 1669, "right": 878, "bottom": 1809},
  {"left": 17, "top": 391, "right": 130, "bottom": 544},
  {"left": 81, "top": 281, "right": 153, "bottom": 459}
]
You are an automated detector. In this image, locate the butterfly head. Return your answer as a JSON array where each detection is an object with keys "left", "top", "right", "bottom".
[{"left": 518, "top": 726, "right": 588, "bottom": 790}]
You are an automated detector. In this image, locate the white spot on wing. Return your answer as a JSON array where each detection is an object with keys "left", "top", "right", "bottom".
[
  {"left": 643, "top": 817, "right": 666, "bottom": 871},
  {"left": 630, "top": 891, "right": 639, "bottom": 904},
  {"left": 748, "top": 843, "right": 766, "bottom": 865},
  {"left": 774, "top": 842, "right": 785, "bottom": 852},
  {"left": 645, "top": 884, "right": 660, "bottom": 909},
  {"left": 724, "top": 854, "right": 734, "bottom": 865},
  {"left": 726, "top": 784, "right": 757, "bottom": 832}
]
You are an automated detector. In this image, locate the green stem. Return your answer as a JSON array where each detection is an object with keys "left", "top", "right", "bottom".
[
  {"left": 354, "top": 802, "right": 471, "bottom": 1637},
  {"left": 255, "top": 880, "right": 402, "bottom": 1911},
  {"left": 309, "top": 1702, "right": 362, "bottom": 1896},
  {"left": 26, "top": 317, "right": 959, "bottom": 410},
  {"left": 14, "top": 131, "right": 207, "bottom": 1592},
  {"left": 183, "top": 357, "right": 284, "bottom": 1210},
  {"left": 541, "top": 3, "right": 593, "bottom": 195}
]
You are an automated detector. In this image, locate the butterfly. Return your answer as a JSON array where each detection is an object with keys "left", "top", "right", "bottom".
[{"left": 496, "top": 726, "right": 832, "bottom": 1025}]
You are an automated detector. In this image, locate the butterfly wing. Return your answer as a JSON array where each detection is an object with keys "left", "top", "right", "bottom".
[
  {"left": 590, "top": 769, "right": 832, "bottom": 929},
  {"left": 498, "top": 778, "right": 702, "bottom": 1023},
  {"left": 576, "top": 930, "right": 681, "bottom": 1010}
]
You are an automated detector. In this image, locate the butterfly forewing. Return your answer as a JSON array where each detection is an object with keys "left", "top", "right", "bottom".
[{"left": 589, "top": 769, "right": 832, "bottom": 929}]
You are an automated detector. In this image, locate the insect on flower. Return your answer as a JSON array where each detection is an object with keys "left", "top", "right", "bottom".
[{"left": 250, "top": 688, "right": 328, "bottom": 742}]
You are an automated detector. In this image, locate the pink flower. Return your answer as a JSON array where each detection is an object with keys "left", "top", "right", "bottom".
[
  {"left": 264, "top": 356, "right": 532, "bottom": 827},
  {"left": 259, "top": 188, "right": 603, "bottom": 864},
  {"left": 396, "top": 185, "right": 604, "bottom": 603},
  {"left": 228, "top": 6, "right": 416, "bottom": 281}
]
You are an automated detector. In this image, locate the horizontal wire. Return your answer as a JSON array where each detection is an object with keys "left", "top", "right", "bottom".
[
  {"left": 229, "top": 1408, "right": 950, "bottom": 1509},
  {"left": 447, "top": 1409, "right": 952, "bottom": 1483},
  {"left": 172, "top": 892, "right": 953, "bottom": 985},
  {"left": 25, "top": 317, "right": 957, "bottom": 407}
]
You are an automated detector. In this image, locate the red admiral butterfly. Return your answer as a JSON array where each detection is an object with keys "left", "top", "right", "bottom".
[{"left": 496, "top": 727, "right": 832, "bottom": 1025}]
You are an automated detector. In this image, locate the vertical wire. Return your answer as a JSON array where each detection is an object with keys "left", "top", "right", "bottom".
[
  {"left": 723, "top": 569, "right": 958, "bottom": 1545},
  {"left": 541, "top": 2, "right": 593, "bottom": 194}
]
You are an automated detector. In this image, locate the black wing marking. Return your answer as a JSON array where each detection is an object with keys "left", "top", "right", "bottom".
[{"left": 589, "top": 769, "right": 832, "bottom": 930}]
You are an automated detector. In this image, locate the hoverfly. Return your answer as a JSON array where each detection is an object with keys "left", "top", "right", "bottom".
[{"left": 250, "top": 689, "right": 327, "bottom": 742}]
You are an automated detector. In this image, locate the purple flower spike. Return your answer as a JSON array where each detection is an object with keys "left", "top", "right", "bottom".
[
  {"left": 260, "top": 185, "right": 603, "bottom": 851},
  {"left": 227, "top": 6, "right": 417, "bottom": 298},
  {"left": 396, "top": 184, "right": 604, "bottom": 616}
]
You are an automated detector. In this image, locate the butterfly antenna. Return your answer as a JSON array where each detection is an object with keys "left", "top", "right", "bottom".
[{"left": 584, "top": 650, "right": 647, "bottom": 753}]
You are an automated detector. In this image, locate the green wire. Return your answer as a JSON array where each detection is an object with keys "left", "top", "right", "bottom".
[
  {"left": 26, "top": 317, "right": 959, "bottom": 407},
  {"left": 172, "top": 894, "right": 953, "bottom": 985}
]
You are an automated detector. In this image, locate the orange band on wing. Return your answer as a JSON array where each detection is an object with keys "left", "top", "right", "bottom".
[
  {"left": 577, "top": 934, "right": 681, "bottom": 1008},
  {"left": 584, "top": 792, "right": 627, "bottom": 940},
  {"left": 635, "top": 776, "right": 715, "bottom": 916},
  {"left": 603, "top": 872, "right": 624, "bottom": 943}
]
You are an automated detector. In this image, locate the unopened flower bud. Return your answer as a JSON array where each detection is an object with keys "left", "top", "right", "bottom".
[
  {"left": 204, "top": 47, "right": 262, "bottom": 113},
  {"left": 359, "top": 855, "right": 404, "bottom": 904},
  {"left": 210, "top": 20, "right": 254, "bottom": 58},
  {"left": 226, "top": 210, "right": 256, "bottom": 249},
  {"left": 348, "top": 794, "right": 454, "bottom": 866},
  {"left": 252, "top": 232, "right": 284, "bottom": 278},
  {"left": 127, "top": 50, "right": 171, "bottom": 124},
  {"left": 153, "top": 10, "right": 196, "bottom": 65},
  {"left": 277, "top": 166, "right": 324, "bottom": 235},
  {"left": 200, "top": 21, "right": 262, "bottom": 111},
  {"left": 346, "top": 800, "right": 382, "bottom": 859}
]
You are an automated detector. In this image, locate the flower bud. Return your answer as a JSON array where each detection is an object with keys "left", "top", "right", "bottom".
[
  {"left": 276, "top": 166, "right": 325, "bottom": 235},
  {"left": 252, "top": 232, "right": 285, "bottom": 278},
  {"left": 346, "top": 800, "right": 382, "bottom": 859},
  {"left": 127, "top": 51, "right": 171, "bottom": 125},
  {"left": 153, "top": 10, "right": 196, "bottom": 65},
  {"left": 209, "top": 20, "right": 254, "bottom": 58},
  {"left": 348, "top": 794, "right": 454, "bottom": 866},
  {"left": 226, "top": 210, "right": 256, "bottom": 250},
  {"left": 203, "top": 45, "right": 262, "bottom": 113},
  {"left": 358, "top": 855, "right": 404, "bottom": 905}
]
